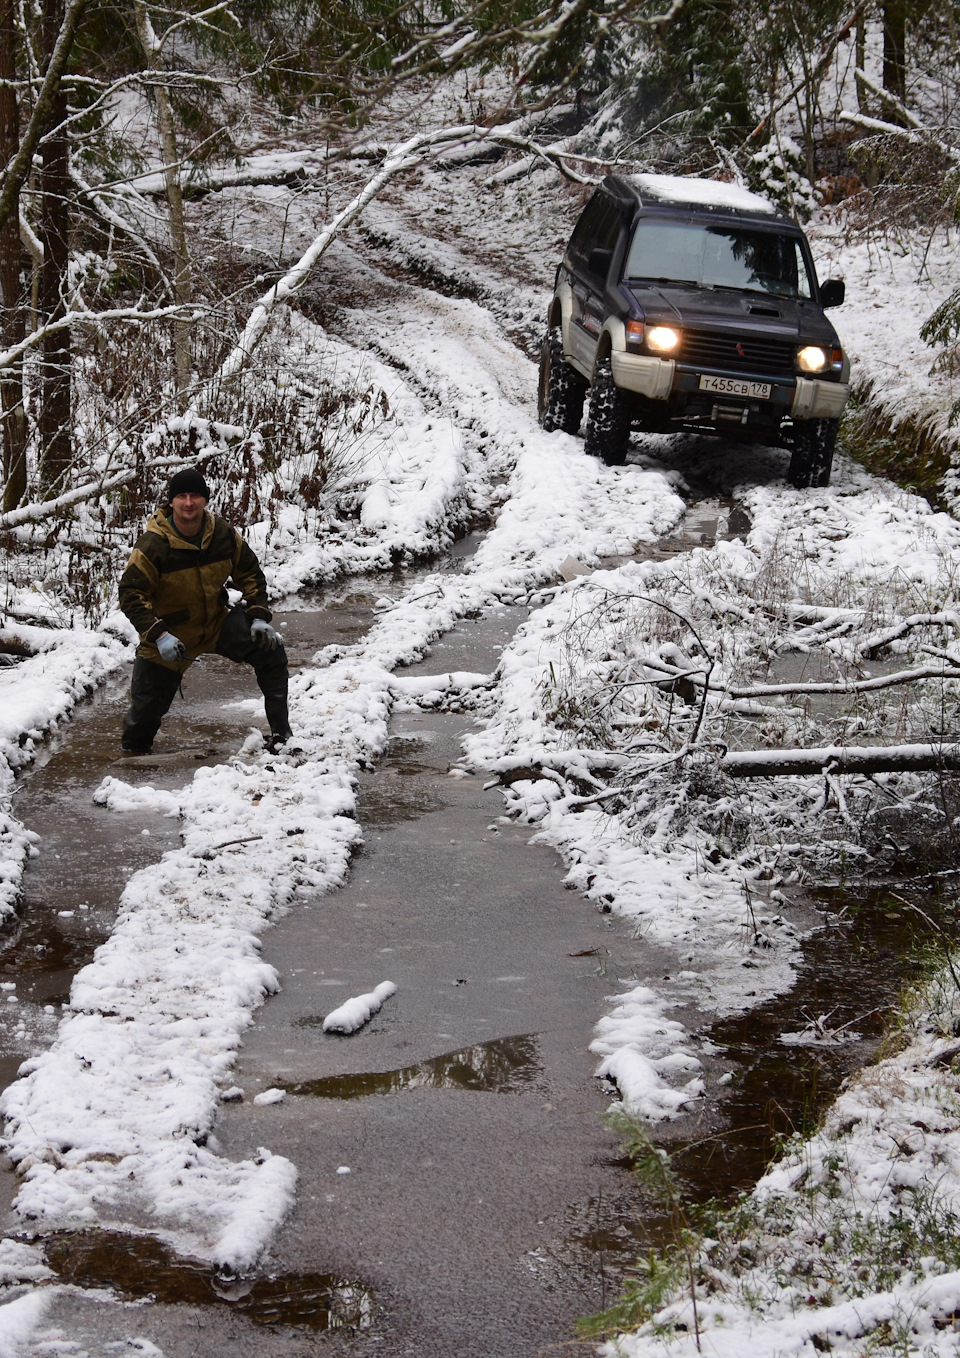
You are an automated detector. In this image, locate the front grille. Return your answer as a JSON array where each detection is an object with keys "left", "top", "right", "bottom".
[{"left": 680, "top": 329, "right": 795, "bottom": 375}]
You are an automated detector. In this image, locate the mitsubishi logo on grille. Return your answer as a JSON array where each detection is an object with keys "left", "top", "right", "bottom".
[{"left": 736, "top": 341, "right": 746, "bottom": 357}]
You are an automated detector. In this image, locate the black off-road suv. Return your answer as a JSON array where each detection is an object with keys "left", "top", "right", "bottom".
[{"left": 539, "top": 173, "right": 849, "bottom": 487}]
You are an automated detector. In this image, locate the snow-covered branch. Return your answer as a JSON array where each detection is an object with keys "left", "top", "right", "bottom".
[
  {"left": 721, "top": 742, "right": 960, "bottom": 778},
  {"left": 839, "top": 76, "right": 960, "bottom": 164},
  {"left": 0, "top": 458, "right": 174, "bottom": 529},
  {"left": 207, "top": 124, "right": 493, "bottom": 390},
  {"left": 0, "top": 302, "right": 186, "bottom": 374},
  {"left": 721, "top": 662, "right": 960, "bottom": 700},
  {"left": 70, "top": 166, "right": 168, "bottom": 281}
]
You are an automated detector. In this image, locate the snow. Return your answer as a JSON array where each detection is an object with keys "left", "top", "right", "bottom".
[
  {"left": 323, "top": 980, "right": 397, "bottom": 1034},
  {"left": 627, "top": 172, "right": 779, "bottom": 215},
  {"left": 0, "top": 1289, "right": 56, "bottom": 1355},
  {"left": 603, "top": 970, "right": 960, "bottom": 1358},
  {"left": 252, "top": 1087, "right": 286, "bottom": 1106}
]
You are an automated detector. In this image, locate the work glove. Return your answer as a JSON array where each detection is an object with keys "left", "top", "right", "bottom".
[
  {"left": 156, "top": 631, "right": 186, "bottom": 664},
  {"left": 251, "top": 619, "right": 282, "bottom": 651}
]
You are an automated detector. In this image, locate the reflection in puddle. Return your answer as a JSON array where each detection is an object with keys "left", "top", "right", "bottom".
[
  {"left": 666, "top": 883, "right": 959, "bottom": 1206},
  {"left": 282, "top": 1034, "right": 544, "bottom": 1098},
  {"left": 652, "top": 498, "right": 752, "bottom": 558},
  {"left": 41, "top": 1229, "right": 372, "bottom": 1331},
  {"left": 0, "top": 909, "right": 101, "bottom": 976}
]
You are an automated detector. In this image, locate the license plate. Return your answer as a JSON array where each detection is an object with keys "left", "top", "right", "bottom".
[{"left": 698, "top": 374, "right": 771, "bottom": 399}]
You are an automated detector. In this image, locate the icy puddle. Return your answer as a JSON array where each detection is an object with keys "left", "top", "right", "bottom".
[
  {"left": 644, "top": 881, "right": 960, "bottom": 1218},
  {"left": 280, "top": 1033, "right": 545, "bottom": 1098},
  {"left": 37, "top": 1228, "right": 372, "bottom": 1330}
]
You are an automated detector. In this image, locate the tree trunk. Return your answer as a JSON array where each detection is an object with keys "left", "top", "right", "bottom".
[
  {"left": 38, "top": 0, "right": 72, "bottom": 495},
  {"left": 855, "top": 11, "right": 867, "bottom": 114},
  {"left": 882, "top": 0, "right": 907, "bottom": 112},
  {"left": 133, "top": 0, "right": 191, "bottom": 396},
  {"left": 0, "top": 0, "right": 26, "bottom": 510}
]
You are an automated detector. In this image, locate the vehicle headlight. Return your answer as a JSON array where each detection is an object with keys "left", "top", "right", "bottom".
[
  {"left": 797, "top": 344, "right": 830, "bottom": 373},
  {"left": 647, "top": 326, "right": 681, "bottom": 354}
]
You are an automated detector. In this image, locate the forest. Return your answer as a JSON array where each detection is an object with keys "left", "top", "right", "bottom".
[
  {"left": 0, "top": 0, "right": 958, "bottom": 553},
  {"left": 2, "top": 3, "right": 960, "bottom": 1355}
]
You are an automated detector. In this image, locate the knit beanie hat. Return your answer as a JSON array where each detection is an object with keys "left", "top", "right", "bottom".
[{"left": 167, "top": 467, "right": 211, "bottom": 502}]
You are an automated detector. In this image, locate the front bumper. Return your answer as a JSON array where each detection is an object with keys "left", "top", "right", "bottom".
[{"left": 610, "top": 351, "right": 849, "bottom": 421}]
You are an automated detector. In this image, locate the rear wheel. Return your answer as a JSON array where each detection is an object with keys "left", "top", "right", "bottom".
[
  {"left": 787, "top": 417, "right": 838, "bottom": 488},
  {"left": 584, "top": 357, "right": 630, "bottom": 466},
  {"left": 538, "top": 328, "right": 587, "bottom": 434}
]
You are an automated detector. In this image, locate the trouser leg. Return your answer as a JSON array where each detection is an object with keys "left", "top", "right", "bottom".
[
  {"left": 215, "top": 607, "right": 291, "bottom": 740},
  {"left": 122, "top": 658, "right": 182, "bottom": 752}
]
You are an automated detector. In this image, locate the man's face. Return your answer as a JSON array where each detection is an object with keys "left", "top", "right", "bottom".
[{"left": 170, "top": 492, "right": 207, "bottom": 536}]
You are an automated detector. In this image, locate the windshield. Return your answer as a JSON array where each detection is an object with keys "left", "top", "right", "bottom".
[{"left": 625, "top": 220, "right": 813, "bottom": 299}]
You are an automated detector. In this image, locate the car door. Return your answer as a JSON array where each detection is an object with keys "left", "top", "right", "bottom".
[{"left": 567, "top": 193, "right": 621, "bottom": 375}]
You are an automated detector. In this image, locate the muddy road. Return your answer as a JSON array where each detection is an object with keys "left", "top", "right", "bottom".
[
  {"left": 0, "top": 175, "right": 951, "bottom": 1356},
  {"left": 0, "top": 478, "right": 946, "bottom": 1358}
]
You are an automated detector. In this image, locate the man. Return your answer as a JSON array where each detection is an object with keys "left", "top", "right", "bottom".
[{"left": 118, "top": 467, "right": 293, "bottom": 755}]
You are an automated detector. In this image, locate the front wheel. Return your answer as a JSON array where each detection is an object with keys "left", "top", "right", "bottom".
[
  {"left": 584, "top": 357, "right": 630, "bottom": 466},
  {"left": 538, "top": 328, "right": 587, "bottom": 434},
  {"left": 787, "top": 417, "right": 838, "bottom": 488}
]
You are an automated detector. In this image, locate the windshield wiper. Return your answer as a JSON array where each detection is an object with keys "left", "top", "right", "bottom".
[
  {"left": 627, "top": 276, "right": 701, "bottom": 288},
  {"left": 711, "top": 283, "right": 796, "bottom": 299}
]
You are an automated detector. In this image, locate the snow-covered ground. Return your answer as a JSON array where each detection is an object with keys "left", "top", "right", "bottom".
[{"left": 2, "top": 78, "right": 960, "bottom": 1352}]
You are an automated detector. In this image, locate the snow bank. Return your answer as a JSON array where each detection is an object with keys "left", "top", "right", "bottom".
[{"left": 605, "top": 966, "right": 960, "bottom": 1358}]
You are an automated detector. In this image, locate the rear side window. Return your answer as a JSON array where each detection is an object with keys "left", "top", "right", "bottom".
[{"left": 569, "top": 193, "right": 623, "bottom": 274}]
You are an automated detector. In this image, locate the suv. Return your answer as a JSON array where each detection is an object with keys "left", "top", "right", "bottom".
[{"left": 539, "top": 173, "right": 849, "bottom": 487}]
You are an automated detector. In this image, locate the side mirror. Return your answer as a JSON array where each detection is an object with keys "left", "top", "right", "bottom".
[
  {"left": 819, "top": 278, "right": 845, "bottom": 308},
  {"left": 587, "top": 247, "right": 613, "bottom": 278}
]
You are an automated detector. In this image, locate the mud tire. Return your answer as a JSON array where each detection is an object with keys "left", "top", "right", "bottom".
[
  {"left": 787, "top": 417, "right": 838, "bottom": 489},
  {"left": 538, "top": 329, "right": 587, "bottom": 434},
  {"left": 584, "top": 357, "right": 631, "bottom": 466}
]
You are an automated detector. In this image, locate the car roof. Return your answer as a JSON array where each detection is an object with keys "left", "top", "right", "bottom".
[{"left": 604, "top": 173, "right": 796, "bottom": 227}]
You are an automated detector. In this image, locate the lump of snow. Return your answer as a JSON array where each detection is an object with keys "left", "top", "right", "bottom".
[
  {"left": 597, "top": 1048, "right": 704, "bottom": 1120},
  {"left": 323, "top": 981, "right": 397, "bottom": 1035},
  {"left": 253, "top": 1088, "right": 286, "bottom": 1106}
]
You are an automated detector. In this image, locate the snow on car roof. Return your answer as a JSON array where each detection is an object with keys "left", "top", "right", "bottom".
[{"left": 626, "top": 172, "right": 779, "bottom": 215}]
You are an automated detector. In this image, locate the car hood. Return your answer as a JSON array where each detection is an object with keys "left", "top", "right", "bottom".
[{"left": 627, "top": 283, "right": 840, "bottom": 345}]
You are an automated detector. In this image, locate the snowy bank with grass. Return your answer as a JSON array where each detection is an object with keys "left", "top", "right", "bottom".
[{"left": 604, "top": 957, "right": 960, "bottom": 1358}]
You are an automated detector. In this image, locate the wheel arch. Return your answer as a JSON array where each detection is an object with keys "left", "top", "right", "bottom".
[{"left": 593, "top": 317, "right": 626, "bottom": 378}]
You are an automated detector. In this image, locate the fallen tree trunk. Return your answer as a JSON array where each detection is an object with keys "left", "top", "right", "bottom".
[{"left": 721, "top": 742, "right": 960, "bottom": 778}]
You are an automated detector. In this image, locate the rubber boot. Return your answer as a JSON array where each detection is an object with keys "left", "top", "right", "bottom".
[{"left": 263, "top": 688, "right": 292, "bottom": 751}]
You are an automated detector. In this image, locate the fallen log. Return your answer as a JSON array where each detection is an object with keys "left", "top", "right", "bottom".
[{"left": 721, "top": 742, "right": 960, "bottom": 778}]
